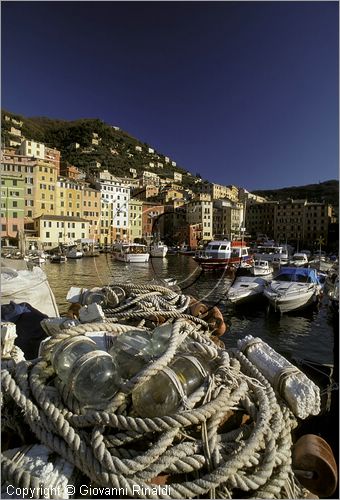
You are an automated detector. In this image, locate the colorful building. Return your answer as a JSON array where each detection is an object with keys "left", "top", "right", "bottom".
[
  {"left": 129, "top": 198, "right": 143, "bottom": 242},
  {"left": 1, "top": 172, "right": 25, "bottom": 241},
  {"left": 33, "top": 215, "right": 89, "bottom": 248}
]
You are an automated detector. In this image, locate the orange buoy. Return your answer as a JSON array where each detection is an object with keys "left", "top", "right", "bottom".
[{"left": 292, "top": 434, "right": 338, "bottom": 497}]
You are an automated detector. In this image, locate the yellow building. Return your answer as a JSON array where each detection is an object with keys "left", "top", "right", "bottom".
[
  {"left": 129, "top": 198, "right": 143, "bottom": 242},
  {"left": 55, "top": 177, "right": 83, "bottom": 218},
  {"left": 99, "top": 199, "right": 114, "bottom": 246},
  {"left": 33, "top": 160, "right": 58, "bottom": 218},
  {"left": 82, "top": 186, "right": 101, "bottom": 241},
  {"left": 34, "top": 215, "right": 89, "bottom": 248}
]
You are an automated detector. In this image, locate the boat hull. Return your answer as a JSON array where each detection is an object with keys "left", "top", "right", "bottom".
[
  {"left": 251, "top": 268, "right": 273, "bottom": 276},
  {"left": 150, "top": 248, "right": 168, "bottom": 258},
  {"left": 227, "top": 289, "right": 264, "bottom": 304},
  {"left": 194, "top": 256, "right": 252, "bottom": 271},
  {"left": 227, "top": 277, "right": 266, "bottom": 304},
  {"left": 113, "top": 252, "right": 150, "bottom": 263},
  {"left": 264, "top": 287, "right": 319, "bottom": 313}
]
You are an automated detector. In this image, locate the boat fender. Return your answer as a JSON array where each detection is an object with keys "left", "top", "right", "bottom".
[
  {"left": 147, "top": 315, "right": 167, "bottom": 326},
  {"left": 189, "top": 300, "right": 209, "bottom": 317},
  {"left": 65, "top": 302, "right": 82, "bottom": 319},
  {"left": 205, "top": 306, "right": 227, "bottom": 337},
  {"left": 292, "top": 434, "right": 338, "bottom": 498}
]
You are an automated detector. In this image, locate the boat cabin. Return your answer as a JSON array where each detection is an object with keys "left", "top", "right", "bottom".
[
  {"left": 114, "top": 243, "right": 148, "bottom": 254},
  {"left": 202, "top": 240, "right": 231, "bottom": 258}
]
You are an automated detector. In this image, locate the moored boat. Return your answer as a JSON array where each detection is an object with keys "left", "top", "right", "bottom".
[
  {"left": 251, "top": 259, "right": 274, "bottom": 276},
  {"left": 227, "top": 276, "right": 268, "bottom": 304},
  {"left": 178, "top": 244, "right": 195, "bottom": 255},
  {"left": 194, "top": 239, "right": 253, "bottom": 271},
  {"left": 290, "top": 252, "right": 309, "bottom": 267},
  {"left": 253, "top": 244, "right": 289, "bottom": 263},
  {"left": 63, "top": 244, "right": 83, "bottom": 259},
  {"left": 112, "top": 242, "right": 150, "bottom": 263},
  {"left": 264, "top": 267, "right": 322, "bottom": 313},
  {"left": 150, "top": 241, "right": 168, "bottom": 258},
  {"left": 50, "top": 254, "right": 67, "bottom": 263}
]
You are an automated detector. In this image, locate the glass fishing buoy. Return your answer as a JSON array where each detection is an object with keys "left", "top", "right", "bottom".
[
  {"left": 109, "top": 330, "right": 154, "bottom": 381},
  {"left": 132, "top": 354, "right": 209, "bottom": 418},
  {"left": 51, "top": 335, "right": 118, "bottom": 407}
]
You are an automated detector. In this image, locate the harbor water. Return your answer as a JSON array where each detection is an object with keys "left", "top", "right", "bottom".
[{"left": 43, "top": 253, "right": 337, "bottom": 366}]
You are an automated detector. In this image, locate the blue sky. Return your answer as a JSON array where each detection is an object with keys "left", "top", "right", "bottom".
[{"left": 2, "top": 1, "right": 339, "bottom": 190}]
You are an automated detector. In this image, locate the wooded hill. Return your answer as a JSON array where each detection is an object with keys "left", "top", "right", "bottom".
[
  {"left": 1, "top": 110, "right": 199, "bottom": 190},
  {"left": 2, "top": 110, "right": 338, "bottom": 207},
  {"left": 253, "top": 180, "right": 339, "bottom": 208}
]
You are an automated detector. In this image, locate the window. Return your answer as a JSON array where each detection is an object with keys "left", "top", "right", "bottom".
[
  {"left": 1, "top": 224, "right": 7, "bottom": 231},
  {"left": 13, "top": 201, "right": 18, "bottom": 207},
  {"left": 13, "top": 180, "right": 17, "bottom": 186},
  {"left": 13, "top": 212, "right": 17, "bottom": 218},
  {"left": 41, "top": 203, "right": 45, "bottom": 209},
  {"left": 46, "top": 232, "right": 50, "bottom": 238},
  {"left": 12, "top": 224, "right": 18, "bottom": 232}
]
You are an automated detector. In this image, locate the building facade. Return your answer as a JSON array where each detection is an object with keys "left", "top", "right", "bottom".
[
  {"left": 129, "top": 198, "right": 143, "bottom": 242},
  {"left": 1, "top": 172, "right": 25, "bottom": 240},
  {"left": 33, "top": 215, "right": 89, "bottom": 247}
]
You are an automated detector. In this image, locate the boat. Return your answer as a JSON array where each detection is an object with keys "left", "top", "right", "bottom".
[
  {"left": 112, "top": 242, "right": 150, "bottom": 263},
  {"left": 264, "top": 267, "right": 322, "bottom": 313},
  {"left": 290, "top": 252, "right": 309, "bottom": 267},
  {"left": 227, "top": 276, "right": 268, "bottom": 305},
  {"left": 50, "top": 254, "right": 67, "bottom": 263},
  {"left": 251, "top": 259, "right": 274, "bottom": 276},
  {"left": 82, "top": 248, "right": 100, "bottom": 257},
  {"left": 76, "top": 238, "right": 100, "bottom": 257},
  {"left": 253, "top": 244, "right": 290, "bottom": 265},
  {"left": 63, "top": 244, "right": 83, "bottom": 259},
  {"left": 194, "top": 239, "right": 253, "bottom": 271},
  {"left": 24, "top": 253, "right": 47, "bottom": 265},
  {"left": 150, "top": 241, "right": 168, "bottom": 258},
  {"left": 178, "top": 244, "right": 195, "bottom": 255},
  {"left": 167, "top": 246, "right": 179, "bottom": 255}
]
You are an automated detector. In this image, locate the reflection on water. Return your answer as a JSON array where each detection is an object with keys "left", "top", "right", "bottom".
[{"left": 43, "top": 254, "right": 335, "bottom": 366}]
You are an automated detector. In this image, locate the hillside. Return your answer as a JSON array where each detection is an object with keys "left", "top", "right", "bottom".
[
  {"left": 2, "top": 110, "right": 338, "bottom": 207},
  {"left": 253, "top": 180, "right": 339, "bottom": 207},
  {"left": 1, "top": 110, "right": 198, "bottom": 189}
]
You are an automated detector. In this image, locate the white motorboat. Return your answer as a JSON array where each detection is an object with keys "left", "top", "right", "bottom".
[
  {"left": 253, "top": 244, "right": 289, "bottom": 264},
  {"left": 150, "top": 241, "right": 168, "bottom": 258},
  {"left": 264, "top": 267, "right": 322, "bottom": 313},
  {"left": 251, "top": 259, "right": 274, "bottom": 276},
  {"left": 24, "top": 254, "right": 46, "bottom": 265},
  {"left": 194, "top": 240, "right": 253, "bottom": 271},
  {"left": 227, "top": 276, "right": 267, "bottom": 305},
  {"left": 290, "top": 253, "right": 309, "bottom": 267},
  {"left": 112, "top": 243, "right": 150, "bottom": 263}
]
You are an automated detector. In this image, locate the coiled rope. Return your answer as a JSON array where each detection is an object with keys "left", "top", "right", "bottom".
[{"left": 1, "top": 282, "right": 308, "bottom": 498}]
